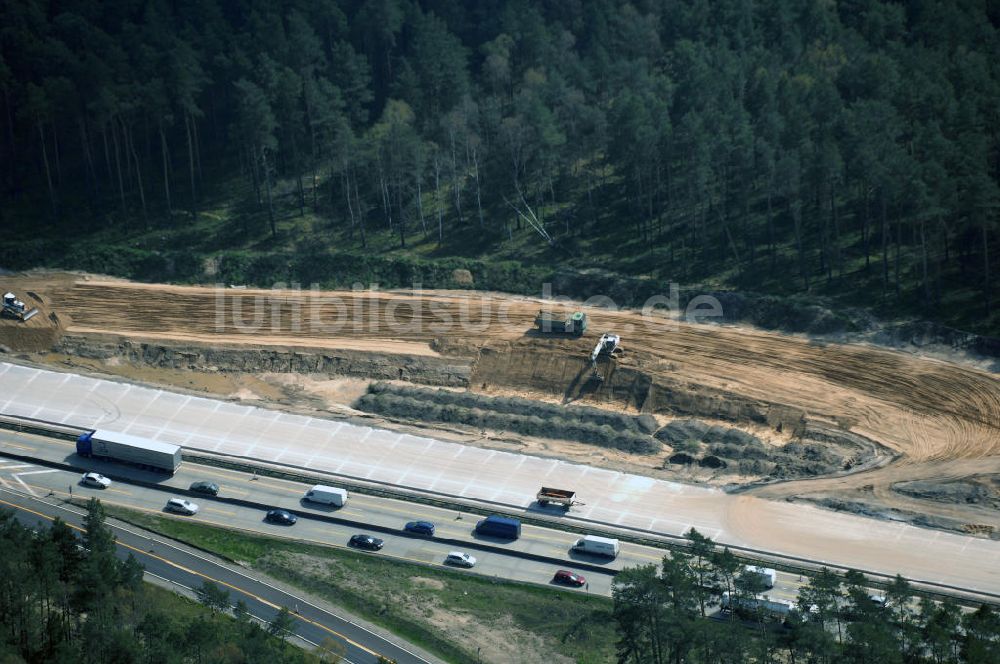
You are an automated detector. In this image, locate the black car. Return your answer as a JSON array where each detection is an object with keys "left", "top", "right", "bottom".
[
  {"left": 265, "top": 509, "right": 298, "bottom": 525},
  {"left": 348, "top": 534, "right": 385, "bottom": 551},
  {"left": 403, "top": 520, "right": 435, "bottom": 536},
  {"left": 189, "top": 481, "right": 220, "bottom": 496}
]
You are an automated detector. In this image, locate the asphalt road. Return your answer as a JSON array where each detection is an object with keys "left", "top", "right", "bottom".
[
  {"left": 0, "top": 428, "right": 805, "bottom": 604},
  {"left": 0, "top": 487, "right": 435, "bottom": 664}
]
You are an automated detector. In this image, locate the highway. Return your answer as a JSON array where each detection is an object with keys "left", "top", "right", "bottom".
[
  {"left": 0, "top": 488, "right": 436, "bottom": 664},
  {"left": 2, "top": 361, "right": 998, "bottom": 600},
  {"left": 0, "top": 427, "right": 807, "bottom": 606}
]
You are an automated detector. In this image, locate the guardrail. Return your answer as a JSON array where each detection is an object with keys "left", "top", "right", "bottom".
[{"left": 2, "top": 412, "right": 998, "bottom": 608}]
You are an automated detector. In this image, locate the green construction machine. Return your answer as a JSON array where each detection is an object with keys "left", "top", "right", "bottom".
[{"left": 534, "top": 310, "right": 588, "bottom": 337}]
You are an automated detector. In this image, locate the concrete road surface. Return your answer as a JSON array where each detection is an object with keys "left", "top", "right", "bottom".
[{"left": 2, "top": 361, "right": 999, "bottom": 597}]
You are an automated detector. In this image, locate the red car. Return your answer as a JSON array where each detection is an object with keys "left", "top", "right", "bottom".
[{"left": 553, "top": 570, "right": 586, "bottom": 587}]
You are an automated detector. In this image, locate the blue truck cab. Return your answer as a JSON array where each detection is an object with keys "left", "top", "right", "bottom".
[
  {"left": 76, "top": 431, "right": 94, "bottom": 456},
  {"left": 475, "top": 515, "right": 521, "bottom": 540}
]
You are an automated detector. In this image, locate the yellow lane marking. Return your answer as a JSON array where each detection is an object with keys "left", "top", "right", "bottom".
[
  {"left": 203, "top": 507, "right": 237, "bottom": 517},
  {"left": 1, "top": 442, "right": 34, "bottom": 451},
  {"left": 0, "top": 496, "right": 384, "bottom": 659}
]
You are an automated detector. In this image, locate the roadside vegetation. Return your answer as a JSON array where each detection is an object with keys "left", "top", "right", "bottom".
[
  {"left": 0, "top": 499, "right": 324, "bottom": 663},
  {"left": 101, "top": 503, "right": 617, "bottom": 664},
  {"left": 357, "top": 382, "right": 660, "bottom": 453},
  {"left": 101, "top": 502, "right": 1000, "bottom": 664},
  {"left": 2, "top": 1, "right": 999, "bottom": 334}
]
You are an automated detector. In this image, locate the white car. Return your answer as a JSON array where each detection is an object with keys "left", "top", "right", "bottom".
[
  {"left": 445, "top": 551, "right": 477, "bottom": 568},
  {"left": 165, "top": 498, "right": 199, "bottom": 515},
  {"left": 80, "top": 472, "right": 111, "bottom": 489}
]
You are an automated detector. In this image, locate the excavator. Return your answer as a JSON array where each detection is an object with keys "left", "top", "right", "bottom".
[
  {"left": 588, "top": 332, "right": 622, "bottom": 383},
  {"left": 2, "top": 292, "right": 39, "bottom": 321}
]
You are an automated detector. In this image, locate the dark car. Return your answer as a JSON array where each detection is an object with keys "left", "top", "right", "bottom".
[
  {"left": 189, "top": 481, "right": 220, "bottom": 496},
  {"left": 265, "top": 509, "right": 298, "bottom": 525},
  {"left": 553, "top": 570, "right": 586, "bottom": 587},
  {"left": 348, "top": 534, "right": 385, "bottom": 551},
  {"left": 403, "top": 520, "right": 435, "bottom": 536}
]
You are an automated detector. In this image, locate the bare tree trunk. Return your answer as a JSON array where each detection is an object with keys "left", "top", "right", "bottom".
[
  {"left": 449, "top": 127, "right": 463, "bottom": 223},
  {"left": 79, "top": 117, "right": 99, "bottom": 204},
  {"left": 125, "top": 120, "right": 148, "bottom": 227},
  {"left": 415, "top": 173, "right": 427, "bottom": 233},
  {"left": 434, "top": 152, "right": 443, "bottom": 243},
  {"left": 159, "top": 120, "right": 172, "bottom": 215},
  {"left": 353, "top": 170, "right": 366, "bottom": 248},
  {"left": 472, "top": 146, "right": 484, "bottom": 228},
  {"left": 52, "top": 121, "right": 62, "bottom": 185},
  {"left": 37, "top": 122, "right": 58, "bottom": 219},
  {"left": 262, "top": 148, "right": 275, "bottom": 238},
  {"left": 110, "top": 119, "right": 127, "bottom": 223},
  {"left": 985, "top": 219, "right": 992, "bottom": 317},
  {"left": 192, "top": 116, "right": 203, "bottom": 180},
  {"left": 880, "top": 191, "right": 889, "bottom": 298},
  {"left": 185, "top": 113, "right": 198, "bottom": 220}
]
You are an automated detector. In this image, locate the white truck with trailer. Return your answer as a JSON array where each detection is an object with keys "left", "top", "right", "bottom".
[
  {"left": 76, "top": 430, "right": 182, "bottom": 474},
  {"left": 721, "top": 592, "right": 796, "bottom": 620},
  {"left": 303, "top": 485, "right": 348, "bottom": 507},
  {"left": 572, "top": 534, "right": 620, "bottom": 558}
]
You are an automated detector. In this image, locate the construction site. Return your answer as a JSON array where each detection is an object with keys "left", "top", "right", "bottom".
[{"left": 1, "top": 272, "right": 999, "bottom": 540}]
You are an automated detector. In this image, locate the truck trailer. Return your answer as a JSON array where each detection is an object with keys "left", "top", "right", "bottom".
[
  {"left": 721, "top": 592, "right": 796, "bottom": 620},
  {"left": 76, "top": 430, "right": 182, "bottom": 474},
  {"left": 743, "top": 565, "right": 777, "bottom": 589},
  {"left": 474, "top": 515, "right": 522, "bottom": 539}
]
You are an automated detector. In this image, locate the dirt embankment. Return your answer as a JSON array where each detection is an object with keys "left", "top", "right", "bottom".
[
  {"left": 3, "top": 275, "right": 1000, "bottom": 536},
  {"left": 55, "top": 334, "right": 473, "bottom": 387}
]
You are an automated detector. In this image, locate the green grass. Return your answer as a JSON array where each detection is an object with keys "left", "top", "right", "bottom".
[{"left": 103, "top": 505, "right": 617, "bottom": 664}]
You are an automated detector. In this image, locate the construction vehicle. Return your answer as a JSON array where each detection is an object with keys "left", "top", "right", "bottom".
[
  {"left": 2, "top": 291, "right": 38, "bottom": 321},
  {"left": 535, "top": 310, "right": 587, "bottom": 337},
  {"left": 536, "top": 486, "right": 584, "bottom": 509},
  {"left": 588, "top": 333, "right": 623, "bottom": 383}
]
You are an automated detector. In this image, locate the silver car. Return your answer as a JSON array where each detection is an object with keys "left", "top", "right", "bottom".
[
  {"left": 165, "top": 498, "right": 199, "bottom": 515},
  {"left": 445, "top": 551, "right": 477, "bottom": 568},
  {"left": 80, "top": 472, "right": 111, "bottom": 489}
]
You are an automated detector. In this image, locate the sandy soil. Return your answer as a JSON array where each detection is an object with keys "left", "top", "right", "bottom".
[{"left": 2, "top": 274, "right": 998, "bottom": 532}]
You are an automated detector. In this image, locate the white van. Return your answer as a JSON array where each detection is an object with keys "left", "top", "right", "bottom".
[
  {"left": 572, "top": 534, "right": 620, "bottom": 558},
  {"left": 304, "top": 485, "right": 348, "bottom": 507}
]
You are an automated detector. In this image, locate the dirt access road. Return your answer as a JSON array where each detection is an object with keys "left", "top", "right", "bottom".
[{"left": 3, "top": 275, "right": 999, "bottom": 532}]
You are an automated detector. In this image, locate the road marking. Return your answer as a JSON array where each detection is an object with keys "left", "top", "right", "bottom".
[
  {"left": 14, "top": 469, "right": 60, "bottom": 476},
  {"left": 0, "top": 496, "right": 385, "bottom": 661},
  {"left": 0, "top": 443, "right": 33, "bottom": 451},
  {"left": 12, "top": 474, "right": 37, "bottom": 496},
  {"left": 203, "top": 507, "right": 237, "bottom": 517},
  {"left": 0, "top": 464, "right": 35, "bottom": 470}
]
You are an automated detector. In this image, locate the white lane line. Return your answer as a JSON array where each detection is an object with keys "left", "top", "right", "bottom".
[
  {"left": 15, "top": 469, "right": 60, "bottom": 476},
  {"left": 12, "top": 474, "right": 37, "bottom": 496}
]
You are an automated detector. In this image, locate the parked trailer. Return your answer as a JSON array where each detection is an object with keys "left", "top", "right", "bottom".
[
  {"left": 76, "top": 430, "right": 182, "bottom": 474},
  {"left": 536, "top": 487, "right": 581, "bottom": 508}
]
